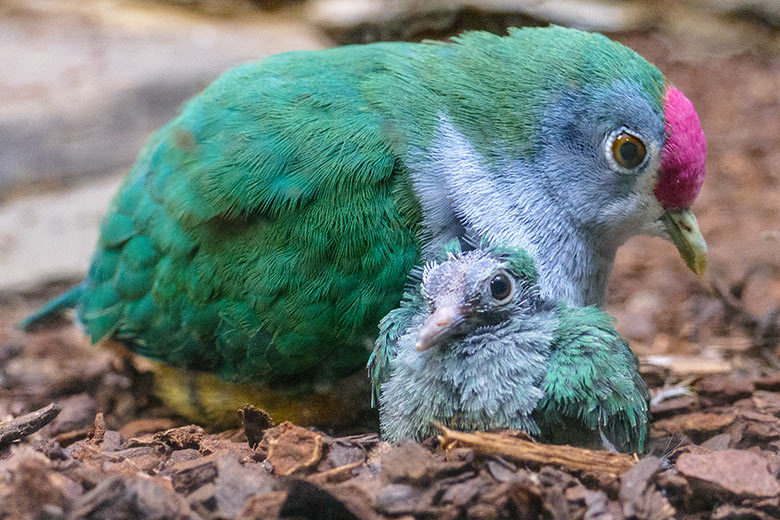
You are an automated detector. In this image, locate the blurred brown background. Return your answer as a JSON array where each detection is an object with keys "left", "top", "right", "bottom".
[{"left": 1, "top": 0, "right": 779, "bottom": 371}]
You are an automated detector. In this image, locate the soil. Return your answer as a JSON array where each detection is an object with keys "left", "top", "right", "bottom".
[{"left": 1, "top": 23, "right": 779, "bottom": 520}]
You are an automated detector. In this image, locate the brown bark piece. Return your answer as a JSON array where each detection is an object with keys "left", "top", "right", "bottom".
[
  {"left": 261, "top": 421, "right": 323, "bottom": 476},
  {"left": 676, "top": 449, "right": 780, "bottom": 499},
  {"left": 237, "top": 491, "right": 288, "bottom": 520},
  {"left": 153, "top": 425, "right": 204, "bottom": 450},
  {"left": 738, "top": 410, "right": 780, "bottom": 443},
  {"left": 751, "top": 390, "right": 780, "bottom": 415},
  {"left": 0, "top": 403, "right": 60, "bottom": 446},
  {"left": 69, "top": 475, "right": 198, "bottom": 520},
  {"left": 214, "top": 456, "right": 276, "bottom": 518},
  {"left": 318, "top": 436, "right": 367, "bottom": 471},
  {"left": 754, "top": 373, "right": 780, "bottom": 392},
  {"left": 695, "top": 375, "right": 755, "bottom": 405},
  {"left": 198, "top": 437, "right": 255, "bottom": 459},
  {"left": 308, "top": 460, "right": 364, "bottom": 485},
  {"left": 651, "top": 412, "right": 735, "bottom": 438},
  {"left": 238, "top": 404, "right": 274, "bottom": 449},
  {"left": 436, "top": 424, "right": 636, "bottom": 475},
  {"left": 711, "top": 505, "right": 777, "bottom": 520},
  {"left": 620, "top": 456, "right": 676, "bottom": 520},
  {"left": 87, "top": 412, "right": 106, "bottom": 447},
  {"left": 700, "top": 433, "right": 732, "bottom": 450},
  {"left": 170, "top": 454, "right": 219, "bottom": 493},
  {"left": 380, "top": 440, "right": 439, "bottom": 484},
  {"left": 0, "top": 449, "right": 82, "bottom": 519}
]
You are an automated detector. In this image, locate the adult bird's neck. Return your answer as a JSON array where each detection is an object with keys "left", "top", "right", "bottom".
[
  {"left": 409, "top": 120, "right": 617, "bottom": 308},
  {"left": 459, "top": 187, "right": 616, "bottom": 308}
]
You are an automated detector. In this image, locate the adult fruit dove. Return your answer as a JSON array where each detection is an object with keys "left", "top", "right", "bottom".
[
  {"left": 371, "top": 241, "right": 649, "bottom": 452},
  {"left": 22, "top": 26, "right": 705, "bottom": 422}
]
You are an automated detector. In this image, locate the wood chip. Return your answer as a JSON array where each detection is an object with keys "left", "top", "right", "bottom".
[
  {"left": 154, "top": 425, "right": 204, "bottom": 450},
  {"left": 695, "top": 375, "right": 755, "bottom": 404},
  {"left": 379, "top": 440, "right": 438, "bottom": 484},
  {"left": 0, "top": 403, "right": 61, "bottom": 447},
  {"left": 262, "top": 422, "right": 323, "bottom": 476},
  {"left": 237, "top": 491, "right": 288, "bottom": 520},
  {"left": 651, "top": 412, "right": 735, "bottom": 438},
  {"left": 677, "top": 449, "right": 780, "bottom": 499},
  {"left": 238, "top": 405, "right": 274, "bottom": 449},
  {"left": 86, "top": 412, "right": 106, "bottom": 447},
  {"left": 619, "top": 456, "right": 676, "bottom": 519},
  {"left": 642, "top": 355, "right": 732, "bottom": 376},
  {"left": 171, "top": 455, "right": 219, "bottom": 493},
  {"left": 435, "top": 423, "right": 636, "bottom": 475},
  {"left": 307, "top": 460, "right": 363, "bottom": 485}
]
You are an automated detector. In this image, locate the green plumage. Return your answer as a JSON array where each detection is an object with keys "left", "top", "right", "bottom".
[
  {"left": 537, "top": 306, "right": 649, "bottom": 451},
  {"left": 22, "top": 26, "right": 665, "bottom": 393}
]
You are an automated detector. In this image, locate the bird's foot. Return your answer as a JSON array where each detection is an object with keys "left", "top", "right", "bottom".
[{"left": 650, "top": 379, "right": 695, "bottom": 407}]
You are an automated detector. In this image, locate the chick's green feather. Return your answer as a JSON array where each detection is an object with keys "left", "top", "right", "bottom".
[{"left": 536, "top": 306, "right": 649, "bottom": 452}]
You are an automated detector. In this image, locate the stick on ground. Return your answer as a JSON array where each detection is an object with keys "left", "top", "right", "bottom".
[
  {"left": 435, "top": 422, "right": 637, "bottom": 475},
  {"left": 0, "top": 403, "right": 61, "bottom": 447}
]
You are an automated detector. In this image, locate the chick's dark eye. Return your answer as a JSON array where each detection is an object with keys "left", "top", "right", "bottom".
[
  {"left": 611, "top": 132, "right": 646, "bottom": 169},
  {"left": 490, "top": 273, "right": 513, "bottom": 302}
]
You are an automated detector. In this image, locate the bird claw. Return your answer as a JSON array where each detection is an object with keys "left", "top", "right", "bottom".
[
  {"left": 598, "top": 428, "right": 619, "bottom": 454},
  {"left": 650, "top": 379, "right": 695, "bottom": 407}
]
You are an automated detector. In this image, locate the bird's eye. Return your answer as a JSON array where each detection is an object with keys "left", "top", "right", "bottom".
[
  {"left": 489, "top": 272, "right": 514, "bottom": 304},
  {"left": 610, "top": 131, "right": 647, "bottom": 170}
]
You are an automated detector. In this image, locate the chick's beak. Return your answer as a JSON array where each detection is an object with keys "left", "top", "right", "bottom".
[
  {"left": 662, "top": 208, "right": 707, "bottom": 276},
  {"left": 415, "top": 304, "right": 473, "bottom": 351}
]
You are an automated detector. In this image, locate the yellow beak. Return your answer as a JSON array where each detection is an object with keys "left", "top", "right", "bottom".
[{"left": 662, "top": 208, "right": 708, "bottom": 275}]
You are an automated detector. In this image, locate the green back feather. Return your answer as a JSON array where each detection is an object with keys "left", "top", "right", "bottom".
[{"left": 78, "top": 43, "right": 424, "bottom": 384}]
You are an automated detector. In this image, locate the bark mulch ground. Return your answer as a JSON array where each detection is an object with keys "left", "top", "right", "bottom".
[
  {"left": 1, "top": 15, "right": 779, "bottom": 520},
  {"left": 1, "top": 306, "right": 780, "bottom": 520}
]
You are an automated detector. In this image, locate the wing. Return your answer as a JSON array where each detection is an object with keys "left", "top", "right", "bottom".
[
  {"left": 536, "top": 305, "right": 649, "bottom": 453},
  {"left": 367, "top": 280, "right": 427, "bottom": 405},
  {"left": 78, "top": 44, "right": 423, "bottom": 385}
]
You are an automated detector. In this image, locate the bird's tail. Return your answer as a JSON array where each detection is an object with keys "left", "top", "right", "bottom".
[{"left": 16, "top": 284, "right": 85, "bottom": 331}]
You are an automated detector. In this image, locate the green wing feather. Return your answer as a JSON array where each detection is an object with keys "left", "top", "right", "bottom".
[
  {"left": 537, "top": 305, "right": 649, "bottom": 453},
  {"left": 68, "top": 44, "right": 423, "bottom": 385},
  {"left": 367, "top": 281, "right": 426, "bottom": 404}
]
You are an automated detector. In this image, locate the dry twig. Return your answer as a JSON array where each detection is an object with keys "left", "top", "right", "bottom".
[
  {"left": 0, "top": 403, "right": 61, "bottom": 447},
  {"left": 435, "top": 422, "right": 636, "bottom": 475}
]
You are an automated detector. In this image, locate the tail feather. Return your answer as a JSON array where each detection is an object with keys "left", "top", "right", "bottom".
[{"left": 16, "top": 284, "right": 85, "bottom": 331}]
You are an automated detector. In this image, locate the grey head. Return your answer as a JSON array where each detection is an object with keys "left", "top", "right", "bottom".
[
  {"left": 378, "top": 244, "right": 559, "bottom": 443},
  {"left": 394, "top": 29, "right": 708, "bottom": 308}
]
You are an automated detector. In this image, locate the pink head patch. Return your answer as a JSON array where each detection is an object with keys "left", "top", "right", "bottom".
[{"left": 654, "top": 86, "right": 706, "bottom": 209}]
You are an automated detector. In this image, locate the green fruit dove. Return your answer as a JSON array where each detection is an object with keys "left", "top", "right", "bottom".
[
  {"left": 21, "top": 26, "right": 704, "bottom": 423},
  {"left": 371, "top": 240, "right": 648, "bottom": 452}
]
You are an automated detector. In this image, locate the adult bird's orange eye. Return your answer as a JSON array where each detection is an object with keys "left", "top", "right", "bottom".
[{"left": 612, "top": 133, "right": 646, "bottom": 169}]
